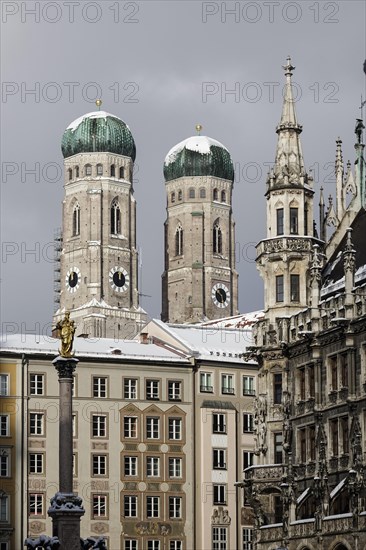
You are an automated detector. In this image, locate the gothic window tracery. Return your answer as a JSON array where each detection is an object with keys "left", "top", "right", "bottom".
[
  {"left": 213, "top": 222, "right": 222, "bottom": 254},
  {"left": 111, "top": 199, "right": 121, "bottom": 235},
  {"left": 175, "top": 225, "right": 183, "bottom": 256},
  {"left": 72, "top": 202, "right": 80, "bottom": 237}
]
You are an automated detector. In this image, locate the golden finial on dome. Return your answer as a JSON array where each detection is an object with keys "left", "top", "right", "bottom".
[
  {"left": 96, "top": 99, "right": 102, "bottom": 110},
  {"left": 195, "top": 124, "right": 202, "bottom": 135}
]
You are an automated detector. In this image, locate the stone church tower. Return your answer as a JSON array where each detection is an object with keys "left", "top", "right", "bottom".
[
  {"left": 161, "top": 129, "right": 238, "bottom": 323},
  {"left": 53, "top": 108, "right": 147, "bottom": 339}
]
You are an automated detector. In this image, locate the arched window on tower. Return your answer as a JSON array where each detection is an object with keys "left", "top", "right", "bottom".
[
  {"left": 85, "top": 164, "right": 92, "bottom": 176},
  {"left": 200, "top": 188, "right": 206, "bottom": 199},
  {"left": 110, "top": 165, "right": 115, "bottom": 177},
  {"left": 119, "top": 166, "right": 125, "bottom": 179},
  {"left": 68, "top": 169, "right": 73, "bottom": 181},
  {"left": 72, "top": 202, "right": 80, "bottom": 237},
  {"left": 97, "top": 164, "right": 103, "bottom": 176},
  {"left": 178, "top": 190, "right": 182, "bottom": 201},
  {"left": 189, "top": 188, "right": 195, "bottom": 199},
  {"left": 171, "top": 192, "right": 176, "bottom": 203},
  {"left": 175, "top": 225, "right": 184, "bottom": 256},
  {"left": 221, "top": 190, "right": 226, "bottom": 202},
  {"left": 213, "top": 222, "right": 222, "bottom": 254},
  {"left": 213, "top": 188, "right": 218, "bottom": 201},
  {"left": 75, "top": 166, "right": 79, "bottom": 178},
  {"left": 111, "top": 199, "right": 121, "bottom": 235}
]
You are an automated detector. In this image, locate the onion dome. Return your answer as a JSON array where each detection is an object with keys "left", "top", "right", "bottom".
[
  {"left": 164, "top": 135, "right": 234, "bottom": 182},
  {"left": 61, "top": 110, "right": 136, "bottom": 161}
]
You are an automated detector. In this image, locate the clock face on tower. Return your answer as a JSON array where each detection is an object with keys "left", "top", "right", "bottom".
[
  {"left": 109, "top": 266, "right": 130, "bottom": 293},
  {"left": 212, "top": 283, "right": 230, "bottom": 308},
  {"left": 65, "top": 267, "right": 81, "bottom": 293}
]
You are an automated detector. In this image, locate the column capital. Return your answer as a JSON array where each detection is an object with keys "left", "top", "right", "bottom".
[{"left": 52, "top": 357, "right": 79, "bottom": 379}]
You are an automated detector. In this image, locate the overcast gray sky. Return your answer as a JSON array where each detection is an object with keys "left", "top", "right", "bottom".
[{"left": 1, "top": 0, "right": 365, "bottom": 336}]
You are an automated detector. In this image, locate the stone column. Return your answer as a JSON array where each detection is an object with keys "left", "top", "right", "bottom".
[{"left": 48, "top": 357, "right": 85, "bottom": 550}]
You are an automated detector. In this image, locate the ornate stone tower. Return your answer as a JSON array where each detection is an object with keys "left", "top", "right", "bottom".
[
  {"left": 161, "top": 129, "right": 238, "bottom": 323},
  {"left": 256, "top": 57, "right": 317, "bottom": 329},
  {"left": 53, "top": 107, "right": 147, "bottom": 339}
]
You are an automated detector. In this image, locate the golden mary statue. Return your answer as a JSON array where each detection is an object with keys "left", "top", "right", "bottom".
[{"left": 55, "top": 312, "right": 76, "bottom": 358}]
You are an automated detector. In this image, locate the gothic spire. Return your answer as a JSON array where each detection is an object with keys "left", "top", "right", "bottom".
[
  {"left": 335, "top": 137, "right": 345, "bottom": 221},
  {"left": 273, "top": 57, "right": 307, "bottom": 187}
]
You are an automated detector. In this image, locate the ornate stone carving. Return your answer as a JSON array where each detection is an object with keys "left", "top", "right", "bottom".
[
  {"left": 211, "top": 507, "right": 231, "bottom": 525},
  {"left": 29, "top": 521, "right": 45, "bottom": 534},
  {"left": 24, "top": 536, "right": 60, "bottom": 549},
  {"left": 254, "top": 395, "right": 268, "bottom": 455},
  {"left": 81, "top": 538, "right": 107, "bottom": 549},
  {"left": 91, "top": 523, "right": 108, "bottom": 535},
  {"left": 48, "top": 492, "right": 84, "bottom": 514},
  {"left": 52, "top": 357, "right": 78, "bottom": 379},
  {"left": 135, "top": 522, "right": 171, "bottom": 536}
]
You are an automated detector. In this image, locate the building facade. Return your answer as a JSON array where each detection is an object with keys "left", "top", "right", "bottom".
[{"left": 243, "top": 59, "right": 366, "bottom": 549}]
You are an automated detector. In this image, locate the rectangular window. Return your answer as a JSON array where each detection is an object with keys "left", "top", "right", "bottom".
[
  {"left": 124, "top": 456, "right": 138, "bottom": 477},
  {"left": 92, "top": 415, "right": 107, "bottom": 437},
  {"left": 168, "top": 418, "right": 182, "bottom": 440},
  {"left": 0, "top": 543, "right": 9, "bottom": 550},
  {"left": 309, "top": 425, "right": 316, "bottom": 461},
  {"left": 212, "top": 527, "right": 227, "bottom": 550},
  {"left": 243, "top": 451, "right": 254, "bottom": 470},
  {"left": 243, "top": 528, "right": 253, "bottom": 550},
  {"left": 169, "top": 457, "right": 182, "bottom": 478},
  {"left": 308, "top": 365, "right": 315, "bottom": 397},
  {"left": 290, "top": 207, "right": 298, "bottom": 234},
  {"left": 29, "top": 493, "right": 43, "bottom": 516},
  {"left": 274, "top": 495, "right": 282, "bottom": 523},
  {"left": 0, "top": 495, "right": 8, "bottom": 522},
  {"left": 124, "top": 495, "right": 137, "bottom": 518},
  {"left": 73, "top": 453, "right": 77, "bottom": 476},
  {"left": 72, "top": 414, "right": 77, "bottom": 438},
  {"left": 200, "top": 372, "right": 213, "bottom": 393},
  {"left": 0, "top": 416, "right": 9, "bottom": 437},
  {"left": 146, "top": 417, "right": 160, "bottom": 439},
  {"left": 213, "top": 484, "right": 226, "bottom": 505},
  {"left": 276, "top": 275, "right": 284, "bottom": 302},
  {"left": 0, "top": 375, "right": 9, "bottom": 396},
  {"left": 146, "top": 496, "right": 160, "bottom": 518},
  {"left": 330, "top": 356, "right": 338, "bottom": 391},
  {"left": 92, "top": 455, "right": 107, "bottom": 476},
  {"left": 124, "top": 379, "right": 137, "bottom": 399},
  {"left": 331, "top": 419, "right": 339, "bottom": 456},
  {"left": 125, "top": 541, "right": 138, "bottom": 550},
  {"left": 290, "top": 274, "right": 300, "bottom": 302},
  {"left": 243, "top": 376, "right": 255, "bottom": 396},
  {"left": 170, "top": 542, "right": 182, "bottom": 550},
  {"left": 221, "top": 374, "right": 234, "bottom": 395},
  {"left": 341, "top": 417, "right": 349, "bottom": 454},
  {"left": 299, "top": 368, "right": 306, "bottom": 400},
  {"left": 299, "top": 428, "right": 306, "bottom": 462},
  {"left": 93, "top": 377, "right": 107, "bottom": 398},
  {"left": 147, "top": 542, "right": 160, "bottom": 550},
  {"left": 169, "top": 496, "right": 182, "bottom": 519},
  {"left": 274, "top": 433, "right": 283, "bottom": 464},
  {"left": 168, "top": 381, "right": 181, "bottom": 401},
  {"left": 273, "top": 373, "right": 283, "bottom": 404},
  {"left": 276, "top": 208, "right": 284, "bottom": 235},
  {"left": 243, "top": 413, "right": 254, "bottom": 433},
  {"left": 0, "top": 452, "right": 9, "bottom": 477},
  {"left": 213, "top": 413, "right": 226, "bottom": 434},
  {"left": 124, "top": 417, "right": 137, "bottom": 438},
  {"left": 340, "top": 354, "right": 348, "bottom": 387},
  {"left": 146, "top": 380, "right": 159, "bottom": 400},
  {"left": 29, "top": 453, "right": 44, "bottom": 474},
  {"left": 30, "top": 374, "right": 43, "bottom": 395},
  {"left": 146, "top": 456, "right": 160, "bottom": 477},
  {"left": 93, "top": 494, "right": 107, "bottom": 518},
  {"left": 213, "top": 449, "right": 226, "bottom": 469},
  {"left": 29, "top": 413, "right": 44, "bottom": 436}
]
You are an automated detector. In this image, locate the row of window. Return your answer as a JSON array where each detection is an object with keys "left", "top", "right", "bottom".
[
  {"left": 124, "top": 542, "right": 183, "bottom": 550},
  {"left": 25, "top": 374, "right": 183, "bottom": 401},
  {"left": 71, "top": 197, "right": 122, "bottom": 237},
  {"left": 174, "top": 222, "right": 223, "bottom": 257},
  {"left": 68, "top": 164, "right": 126, "bottom": 180},
  {"left": 296, "top": 354, "right": 350, "bottom": 402},
  {"left": 276, "top": 206, "right": 301, "bottom": 235},
  {"left": 171, "top": 188, "right": 227, "bottom": 203},
  {"left": 200, "top": 373, "right": 256, "bottom": 396}
]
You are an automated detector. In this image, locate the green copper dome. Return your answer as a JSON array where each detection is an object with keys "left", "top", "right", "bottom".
[
  {"left": 164, "top": 135, "right": 234, "bottom": 182},
  {"left": 62, "top": 111, "right": 136, "bottom": 161}
]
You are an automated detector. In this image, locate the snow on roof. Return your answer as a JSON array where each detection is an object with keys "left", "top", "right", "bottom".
[
  {"left": 66, "top": 111, "right": 126, "bottom": 132},
  {"left": 164, "top": 136, "right": 229, "bottom": 166},
  {"left": 151, "top": 319, "right": 256, "bottom": 364},
  {"left": 0, "top": 334, "right": 188, "bottom": 363},
  {"left": 201, "top": 310, "right": 264, "bottom": 329}
]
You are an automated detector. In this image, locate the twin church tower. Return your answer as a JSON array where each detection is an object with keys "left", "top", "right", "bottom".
[
  {"left": 54, "top": 58, "right": 312, "bottom": 339},
  {"left": 54, "top": 106, "right": 239, "bottom": 338}
]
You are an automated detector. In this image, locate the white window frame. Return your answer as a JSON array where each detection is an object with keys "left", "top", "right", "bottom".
[
  {"left": 146, "top": 417, "right": 160, "bottom": 439},
  {"left": 213, "top": 526, "right": 227, "bottom": 550},
  {"left": 146, "top": 379, "right": 160, "bottom": 400},
  {"left": 0, "top": 374, "right": 9, "bottom": 396},
  {"left": 221, "top": 374, "right": 234, "bottom": 395},
  {"left": 92, "top": 415, "right": 107, "bottom": 437},
  {"left": 168, "top": 418, "right": 182, "bottom": 440},
  {"left": 93, "top": 494, "right": 107, "bottom": 517},
  {"left": 147, "top": 542, "right": 160, "bottom": 550},
  {"left": 30, "top": 374, "right": 44, "bottom": 395},
  {"left": 0, "top": 416, "right": 9, "bottom": 437},
  {"left": 124, "top": 540, "right": 138, "bottom": 550},
  {"left": 29, "top": 493, "right": 44, "bottom": 516},
  {"left": 213, "top": 484, "right": 226, "bottom": 505},
  {"left": 243, "top": 451, "right": 254, "bottom": 470},
  {"left": 243, "top": 413, "right": 254, "bottom": 433},
  {"left": 124, "top": 378, "right": 137, "bottom": 399},
  {"left": 243, "top": 376, "right": 255, "bottom": 396},
  {"left": 200, "top": 372, "right": 213, "bottom": 392},
  {"left": 124, "top": 495, "right": 137, "bottom": 518},
  {"left": 146, "top": 456, "right": 160, "bottom": 477},
  {"left": 213, "top": 449, "right": 226, "bottom": 469},
  {"left": 0, "top": 450, "right": 10, "bottom": 477},
  {"left": 29, "top": 413, "right": 44, "bottom": 436},
  {"left": 93, "top": 377, "right": 107, "bottom": 398},
  {"left": 213, "top": 413, "right": 226, "bottom": 434},
  {"left": 146, "top": 495, "right": 160, "bottom": 518},
  {"left": 92, "top": 455, "right": 107, "bottom": 476},
  {"left": 124, "top": 416, "right": 137, "bottom": 438},
  {"left": 29, "top": 453, "right": 44, "bottom": 474},
  {"left": 243, "top": 528, "right": 253, "bottom": 550},
  {"left": 169, "top": 496, "right": 182, "bottom": 519},
  {"left": 169, "top": 542, "right": 182, "bottom": 550},
  {"left": 168, "top": 381, "right": 181, "bottom": 401},
  {"left": 168, "top": 457, "right": 182, "bottom": 478},
  {"left": 124, "top": 456, "right": 138, "bottom": 476},
  {"left": 0, "top": 494, "right": 9, "bottom": 522}
]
